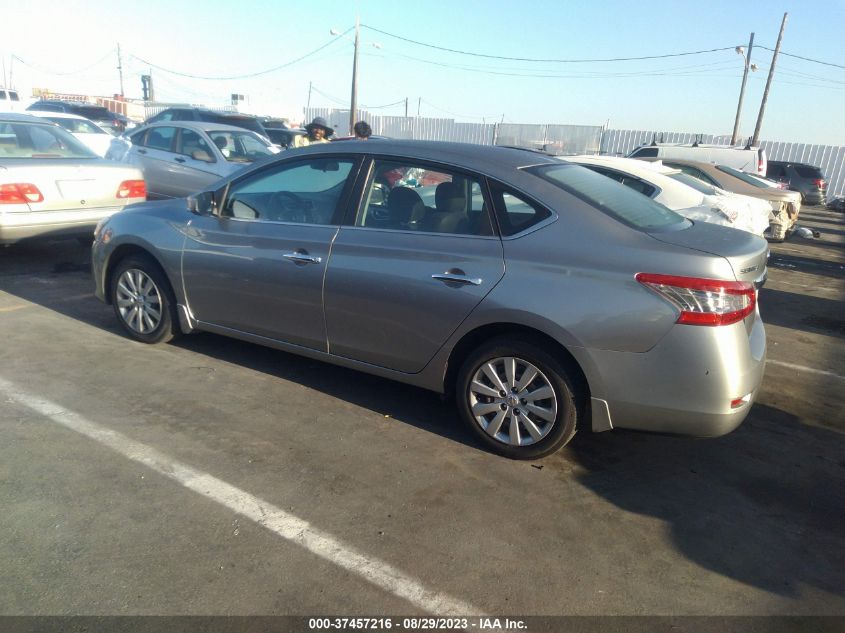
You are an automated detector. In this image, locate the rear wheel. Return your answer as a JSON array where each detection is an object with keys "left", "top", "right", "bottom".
[
  {"left": 456, "top": 337, "right": 580, "bottom": 459},
  {"left": 110, "top": 255, "right": 178, "bottom": 344}
]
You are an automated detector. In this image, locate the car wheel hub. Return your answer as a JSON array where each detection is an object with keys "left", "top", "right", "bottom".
[
  {"left": 468, "top": 356, "right": 558, "bottom": 447},
  {"left": 116, "top": 268, "right": 162, "bottom": 335}
]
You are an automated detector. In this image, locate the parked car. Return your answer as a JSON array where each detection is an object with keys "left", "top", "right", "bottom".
[
  {"left": 28, "top": 111, "right": 114, "bottom": 157},
  {"left": 0, "top": 87, "right": 23, "bottom": 112},
  {"left": 766, "top": 161, "right": 827, "bottom": 205},
  {"left": 106, "top": 121, "right": 277, "bottom": 199},
  {"left": 636, "top": 157, "right": 802, "bottom": 242},
  {"left": 0, "top": 113, "right": 145, "bottom": 244},
  {"left": 561, "top": 156, "right": 770, "bottom": 236},
  {"left": 91, "top": 141, "right": 768, "bottom": 459},
  {"left": 26, "top": 99, "right": 125, "bottom": 135},
  {"left": 628, "top": 143, "right": 767, "bottom": 176},
  {"left": 145, "top": 107, "right": 269, "bottom": 140}
]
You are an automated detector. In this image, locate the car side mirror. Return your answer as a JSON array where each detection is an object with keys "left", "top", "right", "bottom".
[
  {"left": 187, "top": 191, "right": 216, "bottom": 215},
  {"left": 192, "top": 149, "right": 214, "bottom": 163}
]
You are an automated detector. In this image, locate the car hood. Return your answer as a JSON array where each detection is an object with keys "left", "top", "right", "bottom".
[{"left": 648, "top": 220, "right": 769, "bottom": 284}]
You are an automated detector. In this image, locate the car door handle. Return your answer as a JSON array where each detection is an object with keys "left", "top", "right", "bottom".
[
  {"left": 283, "top": 252, "right": 322, "bottom": 265},
  {"left": 174, "top": 157, "right": 186, "bottom": 163},
  {"left": 431, "top": 273, "right": 483, "bottom": 286}
]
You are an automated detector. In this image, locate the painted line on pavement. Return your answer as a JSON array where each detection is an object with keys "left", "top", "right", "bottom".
[
  {"left": 0, "top": 376, "right": 484, "bottom": 616},
  {"left": 766, "top": 359, "right": 845, "bottom": 382}
]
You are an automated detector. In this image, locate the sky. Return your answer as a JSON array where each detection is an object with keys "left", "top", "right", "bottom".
[{"left": 2, "top": 0, "right": 844, "bottom": 145}]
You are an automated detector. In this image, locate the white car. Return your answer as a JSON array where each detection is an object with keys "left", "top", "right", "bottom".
[
  {"left": 561, "top": 155, "right": 771, "bottom": 236},
  {"left": 28, "top": 111, "right": 114, "bottom": 157}
]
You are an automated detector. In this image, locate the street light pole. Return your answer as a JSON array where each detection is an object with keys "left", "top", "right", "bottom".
[
  {"left": 730, "top": 32, "right": 754, "bottom": 146},
  {"left": 350, "top": 15, "right": 359, "bottom": 134}
]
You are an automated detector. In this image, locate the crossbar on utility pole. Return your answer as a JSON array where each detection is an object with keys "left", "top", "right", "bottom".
[
  {"left": 730, "top": 33, "right": 754, "bottom": 146},
  {"left": 752, "top": 13, "right": 788, "bottom": 146}
]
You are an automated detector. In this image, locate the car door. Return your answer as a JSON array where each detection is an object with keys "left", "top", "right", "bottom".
[
  {"left": 181, "top": 155, "right": 361, "bottom": 350},
  {"left": 323, "top": 158, "right": 505, "bottom": 374},
  {"left": 168, "top": 127, "right": 224, "bottom": 197},
  {"left": 129, "top": 126, "right": 180, "bottom": 198}
]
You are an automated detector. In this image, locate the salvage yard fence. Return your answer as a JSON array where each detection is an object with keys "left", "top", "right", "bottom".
[{"left": 318, "top": 108, "right": 845, "bottom": 198}]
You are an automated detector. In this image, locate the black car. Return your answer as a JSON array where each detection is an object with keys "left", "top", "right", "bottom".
[
  {"left": 145, "top": 107, "right": 268, "bottom": 139},
  {"left": 26, "top": 99, "right": 125, "bottom": 135},
  {"left": 766, "top": 161, "right": 827, "bottom": 206}
]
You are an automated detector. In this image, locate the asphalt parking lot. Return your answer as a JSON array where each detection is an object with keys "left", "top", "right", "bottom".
[{"left": 1, "top": 207, "right": 843, "bottom": 622}]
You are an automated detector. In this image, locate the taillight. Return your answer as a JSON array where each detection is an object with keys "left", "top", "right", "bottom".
[
  {"left": 0, "top": 183, "right": 44, "bottom": 204},
  {"left": 116, "top": 180, "right": 146, "bottom": 199},
  {"left": 814, "top": 179, "right": 825, "bottom": 188},
  {"left": 636, "top": 273, "right": 756, "bottom": 326}
]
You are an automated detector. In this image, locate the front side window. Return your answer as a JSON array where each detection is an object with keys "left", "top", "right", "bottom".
[
  {"left": 222, "top": 157, "right": 355, "bottom": 224},
  {"left": 667, "top": 163, "right": 720, "bottom": 187},
  {"left": 716, "top": 165, "right": 771, "bottom": 188},
  {"left": 527, "top": 163, "right": 686, "bottom": 231},
  {"left": 144, "top": 126, "right": 176, "bottom": 151},
  {"left": 355, "top": 160, "right": 494, "bottom": 236}
]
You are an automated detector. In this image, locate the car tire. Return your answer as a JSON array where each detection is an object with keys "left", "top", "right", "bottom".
[
  {"left": 456, "top": 336, "right": 580, "bottom": 460},
  {"left": 110, "top": 254, "right": 179, "bottom": 344}
]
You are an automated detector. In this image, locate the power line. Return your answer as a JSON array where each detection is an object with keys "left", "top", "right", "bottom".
[
  {"left": 361, "top": 24, "right": 737, "bottom": 62},
  {"left": 756, "top": 46, "right": 845, "bottom": 70},
  {"left": 361, "top": 99, "right": 406, "bottom": 109},
  {"left": 129, "top": 28, "right": 353, "bottom": 80},
  {"left": 11, "top": 50, "right": 117, "bottom": 76}
]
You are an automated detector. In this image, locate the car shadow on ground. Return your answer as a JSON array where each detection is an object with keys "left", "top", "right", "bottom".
[
  {"left": 563, "top": 403, "right": 845, "bottom": 598},
  {"left": 767, "top": 253, "right": 845, "bottom": 281},
  {"left": 759, "top": 287, "right": 845, "bottom": 339}
]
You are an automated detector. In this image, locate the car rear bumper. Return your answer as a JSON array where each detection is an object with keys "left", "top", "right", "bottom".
[
  {"left": 0, "top": 206, "right": 126, "bottom": 244},
  {"left": 588, "top": 311, "right": 766, "bottom": 437}
]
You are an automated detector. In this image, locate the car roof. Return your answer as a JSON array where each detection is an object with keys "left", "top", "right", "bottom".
[
  {"left": 0, "top": 112, "right": 59, "bottom": 125},
  {"left": 139, "top": 120, "right": 260, "bottom": 134},
  {"left": 291, "top": 140, "right": 562, "bottom": 174},
  {"left": 28, "top": 111, "right": 91, "bottom": 121}
]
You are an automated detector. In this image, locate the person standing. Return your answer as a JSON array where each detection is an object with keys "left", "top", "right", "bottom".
[
  {"left": 294, "top": 117, "right": 333, "bottom": 147},
  {"left": 353, "top": 120, "right": 372, "bottom": 140}
]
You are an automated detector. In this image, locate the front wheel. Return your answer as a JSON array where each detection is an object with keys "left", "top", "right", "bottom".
[
  {"left": 456, "top": 337, "right": 580, "bottom": 459},
  {"left": 110, "top": 255, "right": 178, "bottom": 344}
]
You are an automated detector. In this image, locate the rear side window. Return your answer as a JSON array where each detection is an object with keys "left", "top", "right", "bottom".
[
  {"left": 630, "top": 147, "right": 658, "bottom": 158},
  {"left": 794, "top": 165, "right": 823, "bottom": 178},
  {"left": 487, "top": 183, "right": 552, "bottom": 236},
  {"left": 144, "top": 127, "right": 176, "bottom": 151},
  {"left": 527, "top": 163, "right": 686, "bottom": 230}
]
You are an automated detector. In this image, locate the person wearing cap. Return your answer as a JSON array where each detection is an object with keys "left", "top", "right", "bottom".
[{"left": 294, "top": 117, "right": 333, "bottom": 147}]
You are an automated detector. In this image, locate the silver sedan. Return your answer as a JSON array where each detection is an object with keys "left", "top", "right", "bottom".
[
  {"left": 92, "top": 141, "right": 768, "bottom": 459},
  {"left": 106, "top": 121, "right": 276, "bottom": 199}
]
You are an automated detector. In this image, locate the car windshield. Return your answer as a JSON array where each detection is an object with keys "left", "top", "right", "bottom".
[
  {"left": 0, "top": 121, "right": 98, "bottom": 158},
  {"left": 527, "top": 163, "right": 687, "bottom": 230},
  {"left": 668, "top": 172, "right": 717, "bottom": 195},
  {"left": 208, "top": 129, "right": 274, "bottom": 162},
  {"left": 716, "top": 165, "right": 773, "bottom": 189}
]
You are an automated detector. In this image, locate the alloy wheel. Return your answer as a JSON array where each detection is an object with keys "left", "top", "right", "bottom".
[{"left": 115, "top": 268, "right": 163, "bottom": 335}]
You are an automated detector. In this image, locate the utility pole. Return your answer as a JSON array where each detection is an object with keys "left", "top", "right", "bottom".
[
  {"left": 404, "top": 97, "right": 408, "bottom": 118},
  {"left": 349, "top": 14, "right": 359, "bottom": 133},
  {"left": 116, "top": 43, "right": 125, "bottom": 97},
  {"left": 752, "top": 13, "right": 788, "bottom": 146},
  {"left": 307, "top": 81, "right": 312, "bottom": 110},
  {"left": 417, "top": 97, "right": 421, "bottom": 117},
  {"left": 2, "top": 56, "right": 6, "bottom": 88},
  {"left": 730, "top": 32, "right": 754, "bottom": 145}
]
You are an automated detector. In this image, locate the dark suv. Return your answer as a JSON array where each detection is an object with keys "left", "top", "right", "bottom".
[
  {"left": 145, "top": 107, "right": 268, "bottom": 139},
  {"left": 27, "top": 100, "right": 125, "bottom": 134},
  {"left": 766, "top": 161, "right": 827, "bottom": 205}
]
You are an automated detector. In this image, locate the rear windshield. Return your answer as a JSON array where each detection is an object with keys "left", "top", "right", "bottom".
[
  {"left": 208, "top": 114, "right": 265, "bottom": 136},
  {"left": 76, "top": 106, "right": 113, "bottom": 120},
  {"left": 794, "top": 165, "right": 823, "bottom": 178},
  {"left": 715, "top": 165, "right": 771, "bottom": 188},
  {"left": 0, "top": 121, "right": 97, "bottom": 158},
  {"left": 668, "top": 172, "right": 717, "bottom": 195},
  {"left": 527, "top": 163, "right": 687, "bottom": 230}
]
